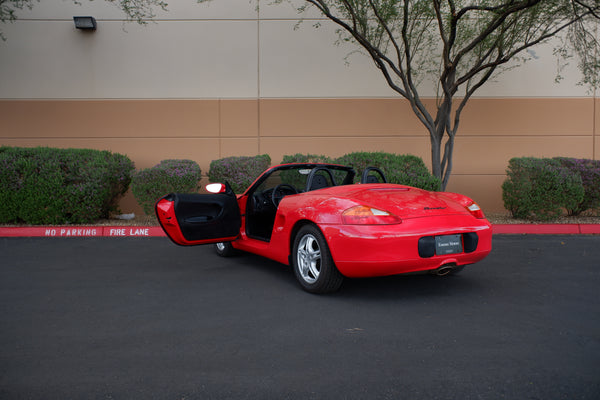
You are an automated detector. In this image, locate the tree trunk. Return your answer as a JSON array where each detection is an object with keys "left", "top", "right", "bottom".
[
  {"left": 428, "top": 100, "right": 455, "bottom": 192},
  {"left": 430, "top": 134, "right": 443, "bottom": 188}
]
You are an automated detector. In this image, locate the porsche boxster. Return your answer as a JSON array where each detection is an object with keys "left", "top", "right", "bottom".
[{"left": 155, "top": 163, "right": 492, "bottom": 293}]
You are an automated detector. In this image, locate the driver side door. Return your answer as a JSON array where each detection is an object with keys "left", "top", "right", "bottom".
[{"left": 155, "top": 188, "right": 241, "bottom": 246}]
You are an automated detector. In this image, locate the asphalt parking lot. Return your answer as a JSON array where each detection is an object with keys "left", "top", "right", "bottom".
[{"left": 1, "top": 235, "right": 599, "bottom": 400}]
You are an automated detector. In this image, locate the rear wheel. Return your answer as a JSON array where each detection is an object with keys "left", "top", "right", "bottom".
[{"left": 292, "top": 225, "right": 343, "bottom": 294}]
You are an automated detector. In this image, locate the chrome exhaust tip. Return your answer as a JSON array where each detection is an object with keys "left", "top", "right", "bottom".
[{"left": 434, "top": 264, "right": 456, "bottom": 276}]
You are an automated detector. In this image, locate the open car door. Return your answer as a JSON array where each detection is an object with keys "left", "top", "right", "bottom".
[{"left": 155, "top": 187, "right": 241, "bottom": 246}]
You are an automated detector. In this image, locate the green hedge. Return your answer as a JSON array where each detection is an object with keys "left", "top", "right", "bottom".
[
  {"left": 334, "top": 151, "right": 441, "bottom": 191},
  {"left": 554, "top": 157, "right": 600, "bottom": 215},
  {"left": 0, "top": 146, "right": 134, "bottom": 225},
  {"left": 280, "top": 152, "right": 440, "bottom": 190},
  {"left": 131, "top": 159, "right": 202, "bottom": 215},
  {"left": 208, "top": 154, "right": 271, "bottom": 193},
  {"left": 282, "top": 153, "right": 334, "bottom": 164},
  {"left": 502, "top": 157, "right": 585, "bottom": 221}
]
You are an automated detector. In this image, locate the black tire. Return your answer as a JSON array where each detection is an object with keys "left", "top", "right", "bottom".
[
  {"left": 291, "top": 225, "right": 344, "bottom": 294},
  {"left": 214, "top": 242, "right": 237, "bottom": 257}
]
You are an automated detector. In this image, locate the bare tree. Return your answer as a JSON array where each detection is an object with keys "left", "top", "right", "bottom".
[{"left": 209, "top": 0, "right": 600, "bottom": 190}]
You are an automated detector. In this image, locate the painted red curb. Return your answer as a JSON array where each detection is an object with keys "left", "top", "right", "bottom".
[
  {"left": 1, "top": 225, "right": 599, "bottom": 238},
  {"left": 0, "top": 226, "right": 166, "bottom": 238},
  {"left": 578, "top": 225, "right": 600, "bottom": 234},
  {"left": 492, "top": 224, "right": 598, "bottom": 235}
]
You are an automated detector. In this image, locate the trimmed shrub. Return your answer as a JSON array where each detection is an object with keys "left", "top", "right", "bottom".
[
  {"left": 131, "top": 159, "right": 201, "bottom": 215},
  {"left": 334, "top": 151, "right": 441, "bottom": 191},
  {"left": 502, "top": 157, "right": 585, "bottom": 221},
  {"left": 0, "top": 146, "right": 134, "bottom": 224},
  {"left": 282, "top": 153, "right": 334, "bottom": 164},
  {"left": 208, "top": 154, "right": 271, "bottom": 193},
  {"left": 281, "top": 154, "right": 340, "bottom": 187},
  {"left": 554, "top": 157, "right": 600, "bottom": 215},
  {"left": 281, "top": 153, "right": 336, "bottom": 190}
]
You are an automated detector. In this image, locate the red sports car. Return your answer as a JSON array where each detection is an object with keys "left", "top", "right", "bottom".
[{"left": 155, "top": 163, "right": 492, "bottom": 293}]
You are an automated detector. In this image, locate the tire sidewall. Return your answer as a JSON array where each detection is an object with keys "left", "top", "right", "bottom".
[
  {"left": 215, "top": 241, "right": 236, "bottom": 257},
  {"left": 292, "top": 224, "right": 343, "bottom": 294}
]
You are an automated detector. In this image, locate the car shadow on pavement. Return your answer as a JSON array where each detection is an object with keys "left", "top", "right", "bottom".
[
  {"left": 339, "top": 272, "right": 486, "bottom": 299},
  {"left": 224, "top": 250, "right": 487, "bottom": 300}
]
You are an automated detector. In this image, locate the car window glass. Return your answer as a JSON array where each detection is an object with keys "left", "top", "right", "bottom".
[{"left": 253, "top": 166, "right": 353, "bottom": 194}]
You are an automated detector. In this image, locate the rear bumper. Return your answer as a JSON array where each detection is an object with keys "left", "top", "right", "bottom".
[{"left": 321, "top": 215, "right": 492, "bottom": 278}]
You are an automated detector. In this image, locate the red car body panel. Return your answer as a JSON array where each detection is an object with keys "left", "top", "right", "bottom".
[
  {"left": 230, "top": 184, "right": 492, "bottom": 277},
  {"left": 322, "top": 216, "right": 492, "bottom": 277},
  {"left": 156, "top": 164, "right": 492, "bottom": 278}
]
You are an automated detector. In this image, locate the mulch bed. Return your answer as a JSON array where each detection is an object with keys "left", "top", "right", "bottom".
[{"left": 3, "top": 212, "right": 600, "bottom": 228}]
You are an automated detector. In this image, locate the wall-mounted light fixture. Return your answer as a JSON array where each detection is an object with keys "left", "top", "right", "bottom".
[{"left": 73, "top": 16, "right": 97, "bottom": 31}]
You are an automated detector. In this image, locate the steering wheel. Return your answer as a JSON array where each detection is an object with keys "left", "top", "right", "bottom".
[{"left": 271, "top": 184, "right": 298, "bottom": 207}]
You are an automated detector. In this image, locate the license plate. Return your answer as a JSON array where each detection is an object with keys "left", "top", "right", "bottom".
[{"left": 435, "top": 234, "right": 463, "bottom": 255}]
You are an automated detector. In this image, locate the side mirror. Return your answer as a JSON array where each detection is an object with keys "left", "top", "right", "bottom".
[{"left": 206, "top": 183, "right": 227, "bottom": 194}]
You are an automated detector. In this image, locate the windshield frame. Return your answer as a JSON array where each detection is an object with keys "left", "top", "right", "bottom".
[{"left": 243, "top": 163, "right": 356, "bottom": 196}]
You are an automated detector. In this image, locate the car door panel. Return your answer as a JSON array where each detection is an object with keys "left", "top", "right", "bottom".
[{"left": 155, "top": 192, "right": 241, "bottom": 246}]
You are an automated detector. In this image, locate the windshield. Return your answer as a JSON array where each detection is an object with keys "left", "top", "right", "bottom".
[{"left": 250, "top": 164, "right": 355, "bottom": 194}]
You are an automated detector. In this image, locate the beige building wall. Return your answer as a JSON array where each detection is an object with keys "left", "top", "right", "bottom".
[{"left": 0, "top": 1, "right": 597, "bottom": 214}]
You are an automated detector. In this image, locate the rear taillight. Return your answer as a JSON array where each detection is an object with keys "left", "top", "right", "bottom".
[
  {"left": 466, "top": 202, "right": 485, "bottom": 219},
  {"left": 342, "top": 205, "right": 402, "bottom": 225}
]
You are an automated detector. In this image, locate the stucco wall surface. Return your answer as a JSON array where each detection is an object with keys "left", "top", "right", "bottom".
[{"left": 0, "top": 0, "right": 597, "bottom": 214}]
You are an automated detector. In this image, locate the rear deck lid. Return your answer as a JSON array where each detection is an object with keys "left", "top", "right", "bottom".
[{"left": 333, "top": 184, "right": 468, "bottom": 219}]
